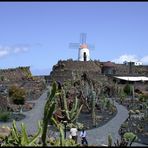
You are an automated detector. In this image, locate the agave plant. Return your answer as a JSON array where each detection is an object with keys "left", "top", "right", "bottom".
[
  {"left": 1, "top": 120, "right": 42, "bottom": 146},
  {"left": 114, "top": 138, "right": 128, "bottom": 147}
]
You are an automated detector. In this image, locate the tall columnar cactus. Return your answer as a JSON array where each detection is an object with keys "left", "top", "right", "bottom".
[
  {"left": 114, "top": 82, "right": 118, "bottom": 99},
  {"left": 91, "top": 84, "right": 96, "bottom": 127},
  {"left": 83, "top": 81, "right": 90, "bottom": 98},
  {"left": 100, "top": 95, "right": 106, "bottom": 112},
  {"left": 62, "top": 88, "right": 83, "bottom": 123},
  {"left": 119, "top": 88, "right": 126, "bottom": 104},
  {"left": 108, "top": 134, "right": 112, "bottom": 146},
  {"left": 51, "top": 117, "right": 64, "bottom": 146},
  {"left": 41, "top": 81, "right": 57, "bottom": 146}
]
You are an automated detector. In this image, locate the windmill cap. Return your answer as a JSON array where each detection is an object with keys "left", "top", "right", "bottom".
[{"left": 80, "top": 44, "right": 88, "bottom": 49}]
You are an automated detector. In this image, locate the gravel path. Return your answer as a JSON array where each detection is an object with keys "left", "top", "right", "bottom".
[{"left": 0, "top": 89, "right": 48, "bottom": 135}]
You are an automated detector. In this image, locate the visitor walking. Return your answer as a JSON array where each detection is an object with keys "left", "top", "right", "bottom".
[
  {"left": 70, "top": 125, "right": 78, "bottom": 144},
  {"left": 80, "top": 128, "right": 88, "bottom": 146}
]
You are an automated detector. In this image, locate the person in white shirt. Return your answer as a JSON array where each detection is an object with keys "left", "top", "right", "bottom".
[
  {"left": 70, "top": 125, "right": 78, "bottom": 143},
  {"left": 80, "top": 128, "right": 88, "bottom": 145}
]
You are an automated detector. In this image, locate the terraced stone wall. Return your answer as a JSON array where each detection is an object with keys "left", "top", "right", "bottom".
[{"left": 49, "top": 60, "right": 102, "bottom": 83}]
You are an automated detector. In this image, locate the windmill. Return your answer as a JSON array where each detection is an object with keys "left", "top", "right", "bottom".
[{"left": 69, "top": 33, "right": 95, "bottom": 61}]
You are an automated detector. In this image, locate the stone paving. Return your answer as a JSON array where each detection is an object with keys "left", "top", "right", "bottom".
[{"left": 0, "top": 89, "right": 147, "bottom": 146}]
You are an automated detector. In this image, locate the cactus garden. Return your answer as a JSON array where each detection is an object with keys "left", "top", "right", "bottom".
[
  {"left": 0, "top": 63, "right": 147, "bottom": 146},
  {"left": 115, "top": 83, "right": 148, "bottom": 145},
  {"left": 49, "top": 73, "right": 117, "bottom": 131}
]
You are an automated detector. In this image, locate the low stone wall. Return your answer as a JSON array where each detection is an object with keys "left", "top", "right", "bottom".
[
  {"left": 0, "top": 66, "right": 32, "bottom": 82},
  {"left": 0, "top": 66, "right": 47, "bottom": 110}
]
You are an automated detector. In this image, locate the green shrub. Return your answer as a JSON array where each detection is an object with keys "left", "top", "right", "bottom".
[
  {"left": 9, "top": 85, "right": 26, "bottom": 105},
  {"left": 0, "top": 76, "right": 4, "bottom": 81},
  {"left": 13, "top": 98, "right": 25, "bottom": 105},
  {"left": 0, "top": 112, "right": 11, "bottom": 122},
  {"left": 139, "top": 95, "right": 143, "bottom": 102},
  {"left": 139, "top": 94, "right": 148, "bottom": 102},
  {"left": 123, "top": 132, "right": 137, "bottom": 142},
  {"left": 123, "top": 84, "right": 132, "bottom": 96},
  {"left": 106, "top": 99, "right": 111, "bottom": 108}
]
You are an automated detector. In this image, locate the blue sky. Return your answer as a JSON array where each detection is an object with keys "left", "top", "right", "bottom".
[{"left": 0, "top": 2, "right": 148, "bottom": 75}]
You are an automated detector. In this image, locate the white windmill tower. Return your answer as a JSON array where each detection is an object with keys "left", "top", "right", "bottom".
[{"left": 69, "top": 33, "right": 94, "bottom": 61}]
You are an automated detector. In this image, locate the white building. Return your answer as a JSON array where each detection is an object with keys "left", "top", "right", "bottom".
[
  {"left": 134, "top": 61, "right": 143, "bottom": 66},
  {"left": 78, "top": 44, "right": 90, "bottom": 61},
  {"left": 123, "top": 61, "right": 143, "bottom": 66}
]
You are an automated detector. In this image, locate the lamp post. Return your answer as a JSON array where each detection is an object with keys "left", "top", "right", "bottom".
[{"left": 63, "top": 121, "right": 67, "bottom": 139}]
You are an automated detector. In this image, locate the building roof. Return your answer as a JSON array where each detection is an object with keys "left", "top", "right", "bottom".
[
  {"left": 114, "top": 76, "right": 148, "bottom": 81},
  {"left": 102, "top": 61, "right": 115, "bottom": 67}
]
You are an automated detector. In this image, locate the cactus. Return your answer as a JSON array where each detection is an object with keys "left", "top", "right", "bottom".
[
  {"left": 83, "top": 81, "right": 90, "bottom": 98},
  {"left": 1, "top": 120, "right": 42, "bottom": 146},
  {"left": 61, "top": 88, "right": 83, "bottom": 123},
  {"left": 91, "top": 86, "right": 96, "bottom": 127},
  {"left": 123, "top": 132, "right": 137, "bottom": 145},
  {"left": 100, "top": 95, "right": 106, "bottom": 111},
  {"left": 119, "top": 88, "right": 126, "bottom": 104},
  {"left": 51, "top": 117, "right": 64, "bottom": 146},
  {"left": 114, "top": 138, "right": 128, "bottom": 147},
  {"left": 41, "top": 81, "right": 57, "bottom": 146},
  {"left": 108, "top": 134, "right": 112, "bottom": 146},
  {"left": 51, "top": 117, "right": 78, "bottom": 146}
]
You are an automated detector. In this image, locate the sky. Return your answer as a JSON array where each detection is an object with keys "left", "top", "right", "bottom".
[{"left": 0, "top": 2, "right": 148, "bottom": 75}]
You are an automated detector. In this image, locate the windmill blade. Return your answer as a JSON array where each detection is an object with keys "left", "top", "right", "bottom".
[
  {"left": 80, "top": 33, "right": 87, "bottom": 44},
  {"left": 69, "top": 43, "right": 80, "bottom": 49}
]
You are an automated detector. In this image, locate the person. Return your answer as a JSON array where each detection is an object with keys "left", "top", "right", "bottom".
[
  {"left": 80, "top": 128, "right": 88, "bottom": 146},
  {"left": 70, "top": 125, "right": 78, "bottom": 144}
]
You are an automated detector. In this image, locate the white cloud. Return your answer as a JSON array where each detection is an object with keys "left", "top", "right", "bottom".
[
  {"left": 0, "top": 50, "right": 9, "bottom": 57},
  {"left": 112, "top": 54, "right": 148, "bottom": 65},
  {"left": 0, "top": 45, "right": 30, "bottom": 58},
  {"left": 13, "top": 47, "right": 29, "bottom": 53},
  {"left": 112, "top": 54, "right": 138, "bottom": 63},
  {"left": 141, "top": 56, "right": 148, "bottom": 65}
]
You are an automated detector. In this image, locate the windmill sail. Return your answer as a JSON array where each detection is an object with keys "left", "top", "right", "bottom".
[{"left": 69, "top": 43, "right": 80, "bottom": 49}]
